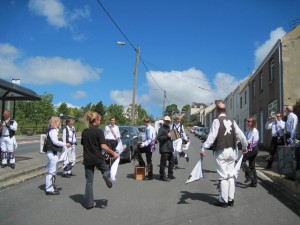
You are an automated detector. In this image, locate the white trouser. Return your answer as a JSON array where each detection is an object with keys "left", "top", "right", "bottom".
[
  {"left": 62, "top": 145, "right": 76, "bottom": 174},
  {"left": 1, "top": 136, "right": 17, "bottom": 164},
  {"left": 45, "top": 151, "right": 61, "bottom": 192},
  {"left": 214, "top": 147, "right": 236, "bottom": 203},
  {"left": 173, "top": 138, "right": 183, "bottom": 158}
]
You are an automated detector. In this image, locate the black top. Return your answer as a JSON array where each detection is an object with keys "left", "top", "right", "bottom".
[
  {"left": 157, "top": 124, "right": 174, "bottom": 153},
  {"left": 81, "top": 126, "right": 106, "bottom": 165},
  {"left": 213, "top": 116, "right": 236, "bottom": 150}
]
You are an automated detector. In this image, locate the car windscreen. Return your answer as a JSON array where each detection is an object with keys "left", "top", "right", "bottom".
[
  {"left": 138, "top": 127, "right": 146, "bottom": 132},
  {"left": 119, "top": 127, "right": 130, "bottom": 139}
]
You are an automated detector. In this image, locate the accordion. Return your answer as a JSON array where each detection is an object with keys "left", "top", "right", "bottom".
[{"left": 169, "top": 129, "right": 180, "bottom": 141}]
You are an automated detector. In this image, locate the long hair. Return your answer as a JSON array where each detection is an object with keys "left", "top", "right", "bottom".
[
  {"left": 46, "top": 117, "right": 61, "bottom": 133},
  {"left": 247, "top": 117, "right": 257, "bottom": 130},
  {"left": 84, "top": 111, "right": 101, "bottom": 128}
]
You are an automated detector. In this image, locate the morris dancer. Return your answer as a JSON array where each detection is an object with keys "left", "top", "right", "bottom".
[
  {"left": 44, "top": 117, "right": 71, "bottom": 195},
  {"left": 62, "top": 119, "right": 77, "bottom": 177},
  {"left": 1, "top": 110, "right": 18, "bottom": 169},
  {"left": 242, "top": 117, "right": 259, "bottom": 187},
  {"left": 136, "top": 117, "right": 156, "bottom": 180},
  {"left": 172, "top": 116, "right": 189, "bottom": 169},
  {"left": 200, "top": 101, "right": 247, "bottom": 207}
]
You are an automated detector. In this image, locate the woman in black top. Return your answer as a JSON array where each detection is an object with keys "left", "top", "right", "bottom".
[{"left": 81, "top": 111, "right": 119, "bottom": 209}]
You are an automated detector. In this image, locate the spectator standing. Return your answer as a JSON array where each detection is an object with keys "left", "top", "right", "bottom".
[
  {"left": 242, "top": 117, "right": 259, "bottom": 187},
  {"left": 284, "top": 105, "right": 298, "bottom": 145},
  {"left": 265, "top": 113, "right": 285, "bottom": 169}
]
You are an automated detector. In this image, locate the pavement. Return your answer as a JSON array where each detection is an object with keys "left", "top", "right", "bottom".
[{"left": 0, "top": 134, "right": 300, "bottom": 203}]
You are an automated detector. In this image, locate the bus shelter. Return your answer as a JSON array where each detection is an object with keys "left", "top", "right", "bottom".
[{"left": 0, "top": 78, "right": 41, "bottom": 118}]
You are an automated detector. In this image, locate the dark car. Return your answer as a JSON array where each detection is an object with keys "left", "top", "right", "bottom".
[
  {"left": 200, "top": 127, "right": 210, "bottom": 142},
  {"left": 119, "top": 126, "right": 142, "bottom": 162}
]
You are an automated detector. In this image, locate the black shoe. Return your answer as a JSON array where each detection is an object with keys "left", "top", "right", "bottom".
[
  {"left": 186, "top": 156, "right": 189, "bottom": 162},
  {"left": 145, "top": 176, "right": 153, "bottom": 180},
  {"left": 168, "top": 175, "right": 176, "bottom": 180},
  {"left": 86, "top": 202, "right": 96, "bottom": 210},
  {"left": 214, "top": 201, "right": 228, "bottom": 208},
  {"left": 244, "top": 177, "right": 251, "bottom": 183},
  {"left": 160, "top": 177, "right": 170, "bottom": 182},
  {"left": 1, "top": 164, "right": 7, "bottom": 168},
  {"left": 249, "top": 183, "right": 257, "bottom": 187},
  {"left": 174, "top": 165, "right": 179, "bottom": 170},
  {"left": 62, "top": 174, "right": 71, "bottom": 178},
  {"left": 46, "top": 191, "right": 60, "bottom": 195},
  {"left": 228, "top": 200, "right": 234, "bottom": 207},
  {"left": 10, "top": 164, "right": 15, "bottom": 169},
  {"left": 103, "top": 175, "right": 113, "bottom": 188}
]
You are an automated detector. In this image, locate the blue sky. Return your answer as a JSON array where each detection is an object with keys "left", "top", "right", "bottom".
[{"left": 1, "top": 0, "right": 299, "bottom": 119}]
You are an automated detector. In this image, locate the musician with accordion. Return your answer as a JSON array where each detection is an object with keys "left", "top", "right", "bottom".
[{"left": 171, "top": 116, "right": 189, "bottom": 169}]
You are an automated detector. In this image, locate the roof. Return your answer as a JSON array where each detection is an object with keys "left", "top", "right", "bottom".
[{"left": 0, "top": 78, "right": 41, "bottom": 101}]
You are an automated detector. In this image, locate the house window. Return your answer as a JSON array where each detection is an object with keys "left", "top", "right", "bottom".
[
  {"left": 269, "top": 60, "right": 275, "bottom": 83},
  {"left": 230, "top": 99, "right": 232, "bottom": 109},
  {"left": 268, "top": 99, "right": 278, "bottom": 117},
  {"left": 253, "top": 81, "right": 256, "bottom": 97},
  {"left": 260, "top": 72, "right": 263, "bottom": 92},
  {"left": 240, "top": 96, "right": 242, "bottom": 109},
  {"left": 244, "top": 90, "right": 247, "bottom": 104}
]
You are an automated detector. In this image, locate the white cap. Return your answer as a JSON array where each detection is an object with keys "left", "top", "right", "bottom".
[{"left": 163, "top": 116, "right": 171, "bottom": 121}]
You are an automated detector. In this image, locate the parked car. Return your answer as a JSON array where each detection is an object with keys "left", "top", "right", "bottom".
[
  {"left": 199, "top": 127, "right": 210, "bottom": 142},
  {"left": 190, "top": 126, "right": 198, "bottom": 134},
  {"left": 118, "top": 126, "right": 142, "bottom": 162},
  {"left": 137, "top": 125, "right": 146, "bottom": 141},
  {"left": 195, "top": 127, "right": 204, "bottom": 137}
]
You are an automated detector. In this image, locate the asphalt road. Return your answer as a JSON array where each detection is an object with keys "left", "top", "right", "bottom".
[{"left": 0, "top": 134, "right": 299, "bottom": 225}]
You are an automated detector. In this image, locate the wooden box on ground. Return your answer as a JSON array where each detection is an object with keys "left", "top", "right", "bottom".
[{"left": 134, "top": 166, "right": 146, "bottom": 180}]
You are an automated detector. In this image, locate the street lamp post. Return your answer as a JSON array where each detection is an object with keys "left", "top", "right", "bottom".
[{"left": 117, "top": 42, "right": 140, "bottom": 126}]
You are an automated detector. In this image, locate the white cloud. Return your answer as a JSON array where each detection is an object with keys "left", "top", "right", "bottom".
[
  {"left": 254, "top": 27, "right": 286, "bottom": 69},
  {"left": 213, "top": 72, "right": 240, "bottom": 99},
  {"left": 28, "top": 0, "right": 67, "bottom": 28},
  {"left": 72, "top": 90, "right": 87, "bottom": 100},
  {"left": 56, "top": 102, "right": 81, "bottom": 109},
  {"left": 110, "top": 90, "right": 133, "bottom": 106},
  {"left": 28, "top": 0, "right": 91, "bottom": 40},
  {"left": 0, "top": 43, "right": 102, "bottom": 85}
]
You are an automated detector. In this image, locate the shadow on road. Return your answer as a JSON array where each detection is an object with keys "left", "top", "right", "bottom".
[
  {"left": 69, "top": 194, "right": 108, "bottom": 209},
  {"left": 177, "top": 191, "right": 218, "bottom": 205}
]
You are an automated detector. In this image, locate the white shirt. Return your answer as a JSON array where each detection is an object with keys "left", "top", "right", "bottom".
[
  {"left": 1, "top": 118, "right": 18, "bottom": 136},
  {"left": 285, "top": 112, "right": 298, "bottom": 139},
  {"left": 245, "top": 128, "right": 259, "bottom": 145},
  {"left": 62, "top": 125, "right": 77, "bottom": 144},
  {"left": 265, "top": 120, "right": 285, "bottom": 137},
  {"left": 104, "top": 124, "right": 121, "bottom": 140},
  {"left": 172, "top": 123, "right": 188, "bottom": 140},
  {"left": 142, "top": 125, "right": 156, "bottom": 147},
  {"left": 202, "top": 113, "right": 248, "bottom": 151}
]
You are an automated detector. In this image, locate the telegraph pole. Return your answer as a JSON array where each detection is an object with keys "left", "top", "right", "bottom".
[{"left": 131, "top": 47, "right": 140, "bottom": 125}]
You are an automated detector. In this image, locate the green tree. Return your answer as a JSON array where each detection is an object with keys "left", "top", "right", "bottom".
[
  {"left": 106, "top": 104, "right": 129, "bottom": 125},
  {"left": 15, "top": 101, "right": 28, "bottom": 128},
  {"left": 56, "top": 102, "right": 69, "bottom": 116},
  {"left": 165, "top": 104, "right": 179, "bottom": 117},
  {"left": 182, "top": 104, "right": 190, "bottom": 113},
  {"left": 135, "top": 104, "right": 148, "bottom": 126},
  {"left": 92, "top": 101, "right": 105, "bottom": 116},
  {"left": 27, "top": 93, "right": 55, "bottom": 130}
]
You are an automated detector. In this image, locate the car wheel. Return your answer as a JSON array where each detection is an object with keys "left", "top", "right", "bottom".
[{"left": 126, "top": 147, "right": 132, "bottom": 163}]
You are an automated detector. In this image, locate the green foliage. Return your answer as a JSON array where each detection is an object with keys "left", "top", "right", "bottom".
[
  {"left": 91, "top": 101, "right": 105, "bottom": 116},
  {"left": 182, "top": 104, "right": 190, "bottom": 113},
  {"left": 165, "top": 104, "right": 179, "bottom": 116},
  {"left": 56, "top": 102, "right": 70, "bottom": 116},
  {"left": 105, "top": 104, "right": 130, "bottom": 125}
]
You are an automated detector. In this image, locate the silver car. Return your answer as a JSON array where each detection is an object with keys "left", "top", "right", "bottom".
[{"left": 137, "top": 125, "right": 146, "bottom": 141}]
